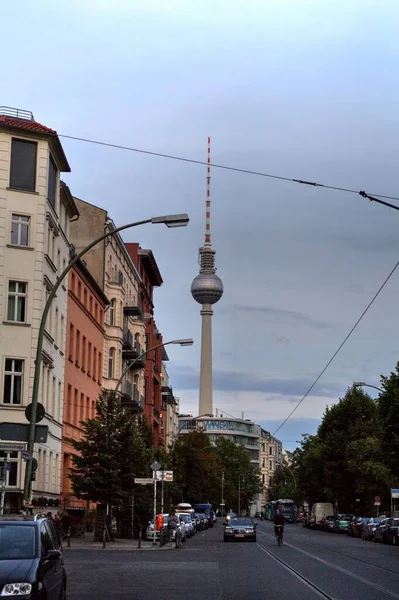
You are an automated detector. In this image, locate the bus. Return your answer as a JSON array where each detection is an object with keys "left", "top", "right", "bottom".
[{"left": 275, "top": 499, "right": 297, "bottom": 523}]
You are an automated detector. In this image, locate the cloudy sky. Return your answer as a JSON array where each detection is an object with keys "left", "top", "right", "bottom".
[{"left": 4, "top": 0, "right": 399, "bottom": 451}]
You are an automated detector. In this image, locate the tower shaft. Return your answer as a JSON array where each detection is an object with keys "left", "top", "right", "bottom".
[{"left": 199, "top": 303, "right": 213, "bottom": 416}]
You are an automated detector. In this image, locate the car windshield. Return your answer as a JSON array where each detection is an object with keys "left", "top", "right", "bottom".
[
  {"left": 358, "top": 518, "right": 369, "bottom": 523},
  {"left": 0, "top": 525, "right": 36, "bottom": 560},
  {"left": 180, "top": 515, "right": 190, "bottom": 523},
  {"left": 229, "top": 518, "right": 253, "bottom": 526}
]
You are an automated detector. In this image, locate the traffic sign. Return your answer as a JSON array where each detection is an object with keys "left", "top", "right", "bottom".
[
  {"left": 0, "top": 423, "right": 48, "bottom": 443},
  {"left": 3, "top": 462, "right": 11, "bottom": 472},
  {"left": 374, "top": 495, "right": 381, "bottom": 503},
  {"left": 25, "top": 402, "right": 45, "bottom": 424},
  {"left": 150, "top": 461, "right": 161, "bottom": 472},
  {"left": 374, "top": 502, "right": 381, "bottom": 506},
  {"left": 21, "top": 450, "right": 32, "bottom": 461},
  {"left": 134, "top": 478, "right": 153, "bottom": 485},
  {"left": 156, "top": 470, "right": 173, "bottom": 482},
  {"left": 392, "top": 489, "right": 399, "bottom": 499},
  {"left": 0, "top": 442, "right": 26, "bottom": 453}
]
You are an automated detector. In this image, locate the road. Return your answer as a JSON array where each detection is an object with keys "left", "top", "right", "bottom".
[{"left": 65, "top": 520, "right": 399, "bottom": 599}]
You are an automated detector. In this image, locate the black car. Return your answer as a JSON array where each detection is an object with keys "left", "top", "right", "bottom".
[
  {"left": 0, "top": 515, "right": 66, "bottom": 599},
  {"left": 224, "top": 517, "right": 256, "bottom": 542}
]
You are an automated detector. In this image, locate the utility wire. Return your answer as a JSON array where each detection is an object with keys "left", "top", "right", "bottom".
[
  {"left": 59, "top": 134, "right": 399, "bottom": 205},
  {"left": 272, "top": 259, "right": 399, "bottom": 436}
]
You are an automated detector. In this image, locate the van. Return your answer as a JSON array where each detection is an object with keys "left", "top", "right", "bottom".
[{"left": 310, "top": 503, "right": 334, "bottom": 529}]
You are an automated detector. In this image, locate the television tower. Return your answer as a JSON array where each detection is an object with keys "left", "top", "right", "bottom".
[{"left": 191, "top": 137, "right": 224, "bottom": 416}]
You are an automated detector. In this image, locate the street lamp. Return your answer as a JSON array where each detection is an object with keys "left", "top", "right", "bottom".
[
  {"left": 23, "top": 213, "right": 190, "bottom": 504},
  {"left": 114, "top": 338, "right": 194, "bottom": 393},
  {"left": 276, "top": 462, "right": 297, "bottom": 490},
  {"left": 353, "top": 381, "right": 383, "bottom": 393}
]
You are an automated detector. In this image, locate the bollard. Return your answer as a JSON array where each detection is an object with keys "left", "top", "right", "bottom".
[
  {"left": 67, "top": 527, "right": 71, "bottom": 548},
  {"left": 137, "top": 528, "right": 142, "bottom": 549}
]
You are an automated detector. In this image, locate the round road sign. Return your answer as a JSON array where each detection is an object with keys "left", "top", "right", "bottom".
[
  {"left": 25, "top": 403, "right": 45, "bottom": 424},
  {"left": 374, "top": 495, "right": 381, "bottom": 503}
]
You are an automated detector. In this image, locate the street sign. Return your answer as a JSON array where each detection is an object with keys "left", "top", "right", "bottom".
[
  {"left": 25, "top": 402, "right": 45, "bottom": 424},
  {"left": 21, "top": 450, "right": 32, "bottom": 461},
  {"left": 374, "top": 501, "right": 381, "bottom": 506},
  {"left": 0, "top": 442, "right": 26, "bottom": 453},
  {"left": 374, "top": 495, "right": 381, "bottom": 503},
  {"left": 156, "top": 470, "right": 173, "bottom": 482},
  {"left": 3, "top": 463, "right": 11, "bottom": 472},
  {"left": 0, "top": 423, "right": 48, "bottom": 443},
  {"left": 134, "top": 478, "right": 153, "bottom": 485},
  {"left": 150, "top": 461, "right": 161, "bottom": 472},
  {"left": 391, "top": 489, "right": 399, "bottom": 499}
]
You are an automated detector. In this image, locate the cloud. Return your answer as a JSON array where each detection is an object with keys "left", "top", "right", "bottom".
[{"left": 231, "top": 304, "right": 328, "bottom": 329}]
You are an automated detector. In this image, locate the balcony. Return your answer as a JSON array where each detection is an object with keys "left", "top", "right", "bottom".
[
  {"left": 161, "top": 385, "right": 175, "bottom": 406},
  {"left": 122, "top": 339, "right": 145, "bottom": 364},
  {"left": 121, "top": 382, "right": 143, "bottom": 412},
  {"left": 123, "top": 296, "right": 143, "bottom": 319},
  {"left": 122, "top": 329, "right": 133, "bottom": 350}
]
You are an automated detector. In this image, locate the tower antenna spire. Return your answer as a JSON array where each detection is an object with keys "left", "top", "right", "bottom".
[{"left": 205, "top": 136, "right": 211, "bottom": 245}]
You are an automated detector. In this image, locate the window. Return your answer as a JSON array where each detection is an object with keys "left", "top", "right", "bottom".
[
  {"left": 269, "top": 446, "right": 273, "bottom": 455},
  {"left": 0, "top": 451, "right": 18, "bottom": 487},
  {"left": 7, "top": 281, "right": 27, "bottom": 322},
  {"left": 98, "top": 352, "right": 102, "bottom": 381},
  {"left": 60, "top": 315, "right": 65, "bottom": 349},
  {"left": 109, "top": 298, "right": 116, "bottom": 326},
  {"left": 108, "top": 348, "right": 115, "bottom": 379},
  {"left": 57, "top": 248, "right": 61, "bottom": 272},
  {"left": 3, "top": 358, "right": 24, "bottom": 404},
  {"left": 71, "top": 272, "right": 76, "bottom": 293},
  {"left": 47, "top": 155, "right": 57, "bottom": 210},
  {"left": 262, "top": 474, "right": 265, "bottom": 484},
  {"left": 89, "top": 295, "right": 93, "bottom": 314},
  {"left": 83, "top": 288, "right": 87, "bottom": 307},
  {"left": 118, "top": 270, "right": 124, "bottom": 285},
  {"left": 87, "top": 342, "right": 92, "bottom": 376},
  {"left": 76, "top": 330, "right": 81, "bottom": 366},
  {"left": 55, "top": 308, "right": 59, "bottom": 346},
  {"left": 10, "top": 214, "right": 30, "bottom": 246},
  {"left": 82, "top": 336, "right": 86, "bottom": 371},
  {"left": 269, "top": 461, "right": 273, "bottom": 470},
  {"left": 93, "top": 347, "right": 97, "bottom": 380},
  {"left": 40, "top": 523, "right": 54, "bottom": 556},
  {"left": 77, "top": 281, "right": 81, "bottom": 300},
  {"left": 69, "top": 324, "right": 74, "bottom": 360},
  {"left": 10, "top": 138, "right": 37, "bottom": 191}
]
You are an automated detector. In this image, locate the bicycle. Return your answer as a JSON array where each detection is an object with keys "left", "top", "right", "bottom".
[
  {"left": 275, "top": 525, "right": 283, "bottom": 546},
  {"left": 170, "top": 527, "right": 182, "bottom": 548}
]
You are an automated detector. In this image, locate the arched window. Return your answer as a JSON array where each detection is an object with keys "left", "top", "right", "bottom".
[
  {"left": 108, "top": 347, "right": 115, "bottom": 379},
  {"left": 109, "top": 298, "right": 116, "bottom": 326}
]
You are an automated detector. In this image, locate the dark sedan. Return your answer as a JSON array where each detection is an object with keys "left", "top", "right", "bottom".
[
  {"left": 0, "top": 516, "right": 66, "bottom": 599},
  {"left": 224, "top": 517, "right": 256, "bottom": 542}
]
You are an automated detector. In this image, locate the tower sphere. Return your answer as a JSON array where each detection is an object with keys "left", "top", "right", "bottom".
[{"left": 191, "top": 272, "right": 223, "bottom": 305}]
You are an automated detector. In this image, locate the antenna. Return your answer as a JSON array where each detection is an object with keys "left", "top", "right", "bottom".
[{"left": 205, "top": 136, "right": 211, "bottom": 245}]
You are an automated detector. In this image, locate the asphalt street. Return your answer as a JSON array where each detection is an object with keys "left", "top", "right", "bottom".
[{"left": 64, "top": 520, "right": 399, "bottom": 599}]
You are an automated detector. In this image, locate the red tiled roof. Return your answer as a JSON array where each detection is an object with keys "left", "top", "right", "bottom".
[{"left": 0, "top": 115, "right": 57, "bottom": 135}]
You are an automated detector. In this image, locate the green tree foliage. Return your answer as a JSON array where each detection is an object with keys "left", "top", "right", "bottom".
[
  {"left": 378, "top": 363, "right": 399, "bottom": 481},
  {"left": 295, "top": 386, "right": 388, "bottom": 513},
  {"left": 168, "top": 432, "right": 261, "bottom": 513}
]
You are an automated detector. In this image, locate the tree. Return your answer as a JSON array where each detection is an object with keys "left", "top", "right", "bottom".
[{"left": 378, "top": 363, "right": 399, "bottom": 482}]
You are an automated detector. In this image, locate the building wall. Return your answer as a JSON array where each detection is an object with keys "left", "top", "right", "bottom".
[
  {"left": 259, "top": 430, "right": 283, "bottom": 508},
  {"left": 62, "top": 260, "right": 107, "bottom": 505},
  {"left": 0, "top": 118, "right": 76, "bottom": 511}
]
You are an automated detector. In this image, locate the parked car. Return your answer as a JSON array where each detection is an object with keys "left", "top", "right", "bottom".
[
  {"left": 0, "top": 515, "right": 67, "bottom": 600},
  {"left": 194, "top": 514, "right": 202, "bottom": 530},
  {"left": 224, "top": 518, "right": 256, "bottom": 542},
  {"left": 321, "top": 515, "right": 336, "bottom": 532},
  {"left": 198, "top": 514, "right": 208, "bottom": 529},
  {"left": 296, "top": 511, "right": 304, "bottom": 523},
  {"left": 362, "top": 517, "right": 383, "bottom": 541},
  {"left": 309, "top": 503, "right": 334, "bottom": 529},
  {"left": 374, "top": 517, "right": 396, "bottom": 544},
  {"left": 347, "top": 517, "right": 369, "bottom": 538},
  {"left": 177, "top": 513, "right": 194, "bottom": 538},
  {"left": 333, "top": 514, "right": 354, "bottom": 534},
  {"left": 383, "top": 518, "right": 399, "bottom": 545}
]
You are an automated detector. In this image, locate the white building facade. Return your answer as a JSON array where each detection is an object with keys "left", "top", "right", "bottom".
[{"left": 0, "top": 107, "right": 78, "bottom": 511}]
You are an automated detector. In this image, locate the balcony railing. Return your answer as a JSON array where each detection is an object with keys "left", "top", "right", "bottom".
[
  {"left": 121, "top": 382, "right": 143, "bottom": 412},
  {"left": 122, "top": 340, "right": 144, "bottom": 364},
  {"left": 124, "top": 296, "right": 143, "bottom": 319},
  {"left": 0, "top": 106, "right": 35, "bottom": 121},
  {"left": 122, "top": 329, "right": 133, "bottom": 349}
]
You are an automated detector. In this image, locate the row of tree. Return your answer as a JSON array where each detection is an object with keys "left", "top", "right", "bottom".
[
  {"left": 270, "top": 362, "right": 399, "bottom": 515},
  {"left": 69, "top": 392, "right": 261, "bottom": 536}
]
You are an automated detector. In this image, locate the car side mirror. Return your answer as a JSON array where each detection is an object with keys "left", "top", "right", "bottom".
[{"left": 45, "top": 549, "right": 61, "bottom": 562}]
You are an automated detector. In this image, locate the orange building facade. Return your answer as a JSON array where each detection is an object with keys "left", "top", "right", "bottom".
[{"left": 62, "top": 258, "right": 108, "bottom": 506}]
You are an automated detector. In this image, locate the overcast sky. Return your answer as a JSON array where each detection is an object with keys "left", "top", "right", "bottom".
[{"left": 4, "top": 0, "right": 399, "bottom": 451}]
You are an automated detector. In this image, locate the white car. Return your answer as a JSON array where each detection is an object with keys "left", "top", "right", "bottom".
[
  {"left": 146, "top": 513, "right": 186, "bottom": 541},
  {"left": 178, "top": 513, "right": 194, "bottom": 538}
]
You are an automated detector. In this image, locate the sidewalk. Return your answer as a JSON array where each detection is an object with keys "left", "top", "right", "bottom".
[{"left": 65, "top": 535, "right": 173, "bottom": 551}]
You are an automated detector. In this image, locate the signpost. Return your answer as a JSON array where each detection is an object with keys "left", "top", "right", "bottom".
[
  {"left": 134, "top": 478, "right": 153, "bottom": 485},
  {"left": 391, "top": 489, "right": 399, "bottom": 518},
  {"left": 0, "top": 443, "right": 26, "bottom": 453},
  {"left": 150, "top": 462, "right": 161, "bottom": 545},
  {"left": 374, "top": 495, "right": 381, "bottom": 516}
]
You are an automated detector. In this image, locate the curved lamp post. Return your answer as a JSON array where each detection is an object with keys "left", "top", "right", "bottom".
[
  {"left": 353, "top": 381, "right": 383, "bottom": 393},
  {"left": 114, "top": 338, "right": 193, "bottom": 393},
  {"left": 23, "top": 213, "right": 189, "bottom": 504},
  {"left": 276, "top": 462, "right": 297, "bottom": 490}
]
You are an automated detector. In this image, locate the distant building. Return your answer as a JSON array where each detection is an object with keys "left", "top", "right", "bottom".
[
  {"left": 161, "top": 364, "right": 179, "bottom": 450},
  {"left": 259, "top": 429, "right": 283, "bottom": 509},
  {"left": 0, "top": 107, "right": 78, "bottom": 511},
  {"left": 62, "top": 258, "right": 108, "bottom": 506}
]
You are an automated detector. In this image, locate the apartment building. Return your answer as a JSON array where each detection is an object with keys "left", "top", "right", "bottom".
[
  {"left": 69, "top": 200, "right": 146, "bottom": 414},
  {"left": 161, "top": 363, "right": 179, "bottom": 450},
  {"left": 259, "top": 429, "right": 283, "bottom": 508},
  {"left": 125, "top": 244, "right": 164, "bottom": 444},
  {"left": 62, "top": 258, "right": 108, "bottom": 505},
  {"left": 0, "top": 107, "right": 78, "bottom": 511}
]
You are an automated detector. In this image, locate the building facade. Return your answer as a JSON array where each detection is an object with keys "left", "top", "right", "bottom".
[
  {"left": 125, "top": 244, "right": 164, "bottom": 445},
  {"left": 62, "top": 258, "right": 108, "bottom": 506},
  {"left": 69, "top": 200, "right": 146, "bottom": 416},
  {"left": 259, "top": 429, "right": 283, "bottom": 510},
  {"left": 178, "top": 414, "right": 260, "bottom": 465},
  {"left": 161, "top": 364, "right": 179, "bottom": 450},
  {"left": 0, "top": 107, "right": 78, "bottom": 511}
]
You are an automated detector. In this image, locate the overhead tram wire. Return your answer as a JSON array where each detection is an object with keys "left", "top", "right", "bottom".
[
  {"left": 272, "top": 259, "right": 399, "bottom": 436},
  {"left": 58, "top": 134, "right": 399, "bottom": 206}
]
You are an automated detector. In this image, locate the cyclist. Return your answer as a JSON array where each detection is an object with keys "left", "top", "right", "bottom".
[
  {"left": 167, "top": 510, "right": 179, "bottom": 546},
  {"left": 274, "top": 508, "right": 285, "bottom": 544}
]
